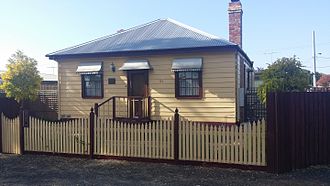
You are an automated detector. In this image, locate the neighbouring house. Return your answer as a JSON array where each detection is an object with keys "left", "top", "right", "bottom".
[
  {"left": 0, "top": 71, "right": 58, "bottom": 91},
  {"left": 316, "top": 74, "right": 330, "bottom": 87},
  {"left": 254, "top": 69, "right": 263, "bottom": 88},
  {"left": 40, "top": 73, "right": 58, "bottom": 90},
  {"left": 46, "top": 0, "right": 253, "bottom": 123}
]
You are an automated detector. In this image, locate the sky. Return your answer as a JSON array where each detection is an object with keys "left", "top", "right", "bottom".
[{"left": 1, "top": 0, "right": 330, "bottom": 75}]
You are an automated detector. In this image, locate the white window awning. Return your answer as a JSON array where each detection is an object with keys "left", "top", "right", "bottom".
[
  {"left": 119, "top": 60, "right": 152, "bottom": 71},
  {"left": 76, "top": 62, "right": 103, "bottom": 74},
  {"left": 172, "top": 58, "right": 203, "bottom": 72}
]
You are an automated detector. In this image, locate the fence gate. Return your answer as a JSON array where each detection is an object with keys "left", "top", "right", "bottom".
[{"left": 1, "top": 114, "right": 21, "bottom": 154}]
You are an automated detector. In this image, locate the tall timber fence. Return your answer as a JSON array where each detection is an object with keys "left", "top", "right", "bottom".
[
  {"left": 267, "top": 92, "right": 330, "bottom": 173},
  {"left": 0, "top": 109, "right": 267, "bottom": 170}
]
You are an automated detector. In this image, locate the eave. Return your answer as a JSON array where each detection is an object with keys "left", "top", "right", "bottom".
[{"left": 46, "top": 45, "right": 252, "bottom": 67}]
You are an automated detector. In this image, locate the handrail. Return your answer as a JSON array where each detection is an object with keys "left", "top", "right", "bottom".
[
  {"left": 98, "top": 96, "right": 114, "bottom": 108},
  {"left": 94, "top": 97, "right": 114, "bottom": 117},
  {"left": 94, "top": 96, "right": 151, "bottom": 119}
]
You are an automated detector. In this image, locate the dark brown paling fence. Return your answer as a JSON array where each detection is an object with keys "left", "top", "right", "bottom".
[{"left": 267, "top": 92, "right": 330, "bottom": 173}]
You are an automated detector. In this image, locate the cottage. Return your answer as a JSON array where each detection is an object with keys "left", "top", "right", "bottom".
[{"left": 46, "top": 0, "right": 253, "bottom": 123}]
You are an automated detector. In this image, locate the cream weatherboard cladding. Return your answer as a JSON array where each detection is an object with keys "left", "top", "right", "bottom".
[{"left": 58, "top": 52, "right": 237, "bottom": 122}]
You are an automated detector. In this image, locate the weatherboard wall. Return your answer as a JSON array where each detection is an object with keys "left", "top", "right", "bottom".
[{"left": 57, "top": 52, "right": 237, "bottom": 122}]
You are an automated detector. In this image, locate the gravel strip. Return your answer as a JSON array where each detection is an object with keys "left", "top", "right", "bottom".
[{"left": 1, "top": 154, "right": 330, "bottom": 185}]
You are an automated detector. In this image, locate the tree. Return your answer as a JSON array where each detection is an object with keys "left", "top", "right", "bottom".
[
  {"left": 0, "top": 50, "right": 42, "bottom": 106},
  {"left": 315, "top": 71, "right": 322, "bottom": 82},
  {"left": 257, "top": 56, "right": 310, "bottom": 103}
]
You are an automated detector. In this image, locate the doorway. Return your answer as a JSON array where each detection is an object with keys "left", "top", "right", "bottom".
[{"left": 127, "top": 70, "right": 149, "bottom": 118}]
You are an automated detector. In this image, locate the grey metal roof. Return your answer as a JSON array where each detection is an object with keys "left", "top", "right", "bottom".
[
  {"left": 76, "top": 62, "right": 103, "bottom": 74},
  {"left": 46, "top": 18, "right": 236, "bottom": 57},
  {"left": 40, "top": 73, "right": 58, "bottom": 81},
  {"left": 119, "top": 60, "right": 152, "bottom": 71},
  {"left": 172, "top": 58, "right": 203, "bottom": 71}
]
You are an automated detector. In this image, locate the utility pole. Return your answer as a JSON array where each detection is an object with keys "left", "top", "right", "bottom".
[{"left": 312, "top": 31, "right": 317, "bottom": 87}]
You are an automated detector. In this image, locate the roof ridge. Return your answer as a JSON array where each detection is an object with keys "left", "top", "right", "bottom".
[
  {"left": 46, "top": 19, "right": 164, "bottom": 56},
  {"left": 164, "top": 18, "right": 220, "bottom": 39}
]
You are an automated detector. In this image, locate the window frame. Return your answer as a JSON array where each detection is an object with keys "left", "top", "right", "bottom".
[
  {"left": 81, "top": 73, "right": 104, "bottom": 99},
  {"left": 175, "top": 71, "right": 203, "bottom": 99}
]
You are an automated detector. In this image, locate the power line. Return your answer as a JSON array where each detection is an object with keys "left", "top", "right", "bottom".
[
  {"left": 253, "top": 41, "right": 330, "bottom": 55},
  {"left": 317, "top": 66, "right": 330, "bottom": 69},
  {"left": 318, "top": 56, "right": 330, "bottom": 60}
]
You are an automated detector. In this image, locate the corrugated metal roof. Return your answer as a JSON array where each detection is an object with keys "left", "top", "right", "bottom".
[
  {"left": 119, "top": 60, "right": 152, "bottom": 71},
  {"left": 47, "top": 18, "right": 236, "bottom": 57},
  {"left": 40, "top": 73, "right": 58, "bottom": 81},
  {"left": 172, "top": 58, "right": 203, "bottom": 71},
  {"left": 76, "top": 62, "right": 103, "bottom": 74}
]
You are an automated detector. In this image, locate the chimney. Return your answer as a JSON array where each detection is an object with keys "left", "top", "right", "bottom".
[{"left": 228, "top": 0, "right": 243, "bottom": 48}]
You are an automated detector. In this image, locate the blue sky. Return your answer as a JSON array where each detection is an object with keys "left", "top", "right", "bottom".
[{"left": 1, "top": 0, "right": 330, "bottom": 74}]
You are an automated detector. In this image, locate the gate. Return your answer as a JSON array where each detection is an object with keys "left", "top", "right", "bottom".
[{"left": 1, "top": 114, "right": 21, "bottom": 154}]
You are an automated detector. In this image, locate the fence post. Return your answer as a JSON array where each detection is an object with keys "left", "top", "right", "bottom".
[
  {"left": 94, "top": 103, "right": 99, "bottom": 117},
  {"left": 19, "top": 109, "right": 25, "bottom": 155},
  {"left": 89, "top": 107, "right": 95, "bottom": 159},
  {"left": 0, "top": 113, "right": 2, "bottom": 153},
  {"left": 174, "top": 108, "right": 179, "bottom": 161}
]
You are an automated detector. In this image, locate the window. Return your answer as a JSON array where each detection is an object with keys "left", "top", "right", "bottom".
[
  {"left": 81, "top": 74, "right": 103, "bottom": 98},
  {"left": 175, "top": 71, "right": 202, "bottom": 98}
]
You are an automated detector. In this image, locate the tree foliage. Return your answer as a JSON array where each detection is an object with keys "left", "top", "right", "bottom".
[
  {"left": 0, "top": 50, "right": 42, "bottom": 102},
  {"left": 315, "top": 72, "right": 322, "bottom": 82},
  {"left": 257, "top": 56, "right": 310, "bottom": 103}
]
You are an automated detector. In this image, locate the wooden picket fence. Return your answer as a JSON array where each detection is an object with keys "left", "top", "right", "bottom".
[
  {"left": 0, "top": 110, "right": 266, "bottom": 168},
  {"left": 179, "top": 119, "right": 266, "bottom": 165},
  {"left": 1, "top": 114, "right": 21, "bottom": 154},
  {"left": 95, "top": 117, "right": 174, "bottom": 159},
  {"left": 24, "top": 117, "right": 90, "bottom": 155}
]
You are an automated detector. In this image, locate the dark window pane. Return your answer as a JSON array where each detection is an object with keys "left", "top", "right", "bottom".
[
  {"left": 82, "top": 74, "right": 102, "bottom": 98},
  {"left": 176, "top": 71, "right": 201, "bottom": 97},
  {"left": 192, "top": 72, "right": 198, "bottom": 78}
]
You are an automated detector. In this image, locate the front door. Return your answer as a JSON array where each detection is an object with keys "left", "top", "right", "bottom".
[{"left": 127, "top": 70, "right": 149, "bottom": 118}]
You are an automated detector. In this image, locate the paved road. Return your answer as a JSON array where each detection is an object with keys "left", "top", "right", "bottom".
[{"left": 1, "top": 154, "right": 330, "bottom": 185}]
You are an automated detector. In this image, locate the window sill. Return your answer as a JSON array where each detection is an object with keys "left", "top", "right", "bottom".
[
  {"left": 82, "top": 96, "right": 104, "bottom": 99},
  {"left": 175, "top": 96, "right": 203, "bottom": 100}
]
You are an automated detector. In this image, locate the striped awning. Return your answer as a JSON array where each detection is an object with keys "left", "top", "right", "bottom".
[
  {"left": 119, "top": 60, "right": 152, "bottom": 71},
  {"left": 171, "top": 58, "right": 203, "bottom": 72},
  {"left": 76, "top": 62, "right": 103, "bottom": 74}
]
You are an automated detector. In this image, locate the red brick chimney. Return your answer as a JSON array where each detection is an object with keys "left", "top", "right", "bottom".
[{"left": 228, "top": 0, "right": 243, "bottom": 48}]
